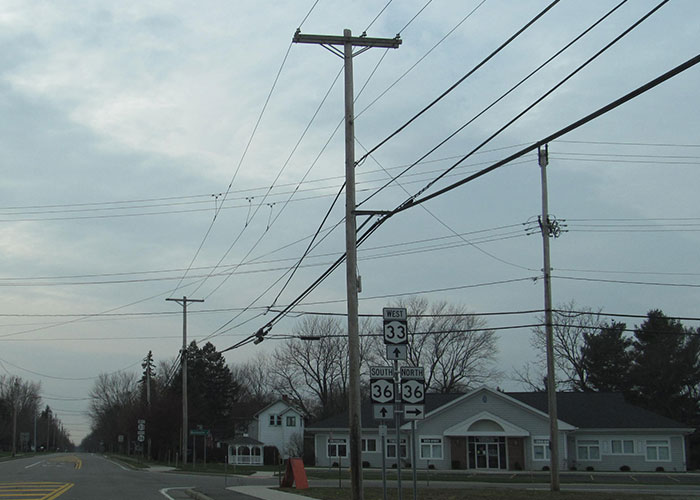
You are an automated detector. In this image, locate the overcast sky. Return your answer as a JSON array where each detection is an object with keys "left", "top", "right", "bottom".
[{"left": 1, "top": 1, "right": 699, "bottom": 444}]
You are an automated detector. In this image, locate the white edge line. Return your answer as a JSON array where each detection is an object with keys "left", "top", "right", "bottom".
[
  {"left": 24, "top": 460, "right": 43, "bottom": 469},
  {"left": 160, "top": 486, "right": 195, "bottom": 499}
]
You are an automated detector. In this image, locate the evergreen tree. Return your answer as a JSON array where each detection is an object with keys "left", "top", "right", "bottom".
[
  {"left": 582, "top": 321, "right": 632, "bottom": 393},
  {"left": 628, "top": 310, "right": 700, "bottom": 423},
  {"left": 174, "top": 341, "right": 241, "bottom": 436}
]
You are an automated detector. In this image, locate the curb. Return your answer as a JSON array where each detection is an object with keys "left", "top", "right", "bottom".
[{"left": 185, "top": 489, "right": 215, "bottom": 500}]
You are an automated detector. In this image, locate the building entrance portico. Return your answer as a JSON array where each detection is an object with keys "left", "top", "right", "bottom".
[{"left": 444, "top": 411, "right": 529, "bottom": 471}]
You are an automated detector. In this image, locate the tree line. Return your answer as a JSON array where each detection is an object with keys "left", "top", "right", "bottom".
[
  {"left": 520, "top": 302, "right": 700, "bottom": 467},
  {"left": 82, "top": 297, "right": 499, "bottom": 459},
  {"left": 0, "top": 375, "right": 72, "bottom": 455}
]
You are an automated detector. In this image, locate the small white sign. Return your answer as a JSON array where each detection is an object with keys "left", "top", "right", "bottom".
[
  {"left": 400, "top": 366, "right": 424, "bottom": 380},
  {"left": 382, "top": 307, "right": 407, "bottom": 321},
  {"left": 386, "top": 344, "right": 407, "bottom": 361},
  {"left": 403, "top": 404, "right": 425, "bottom": 420},
  {"left": 373, "top": 404, "right": 394, "bottom": 420},
  {"left": 370, "top": 366, "right": 394, "bottom": 378}
]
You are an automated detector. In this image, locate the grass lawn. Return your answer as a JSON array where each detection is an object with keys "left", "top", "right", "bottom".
[{"left": 281, "top": 487, "right": 698, "bottom": 500}]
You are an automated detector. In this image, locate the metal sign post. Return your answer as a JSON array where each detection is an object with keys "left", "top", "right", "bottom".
[
  {"left": 379, "top": 424, "right": 388, "bottom": 500},
  {"left": 394, "top": 358, "right": 402, "bottom": 500},
  {"left": 411, "top": 421, "right": 418, "bottom": 500}
]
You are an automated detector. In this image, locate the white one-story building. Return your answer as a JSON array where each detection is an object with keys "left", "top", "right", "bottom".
[{"left": 306, "top": 386, "right": 693, "bottom": 472}]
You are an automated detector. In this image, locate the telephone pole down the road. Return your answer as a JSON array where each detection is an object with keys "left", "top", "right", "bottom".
[
  {"left": 166, "top": 296, "right": 204, "bottom": 465},
  {"left": 293, "top": 29, "right": 401, "bottom": 500}
]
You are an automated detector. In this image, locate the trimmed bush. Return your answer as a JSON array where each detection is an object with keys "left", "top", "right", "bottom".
[
  {"left": 586, "top": 466, "right": 595, "bottom": 472},
  {"left": 620, "top": 465, "right": 631, "bottom": 472}
]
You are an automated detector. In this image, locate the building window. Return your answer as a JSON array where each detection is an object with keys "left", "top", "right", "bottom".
[
  {"left": 362, "top": 438, "right": 377, "bottom": 452},
  {"left": 576, "top": 440, "right": 600, "bottom": 461},
  {"left": 286, "top": 416, "right": 296, "bottom": 427},
  {"left": 532, "top": 438, "right": 550, "bottom": 461},
  {"left": 646, "top": 440, "right": 670, "bottom": 461},
  {"left": 328, "top": 438, "right": 348, "bottom": 458},
  {"left": 387, "top": 438, "right": 408, "bottom": 459},
  {"left": 269, "top": 415, "right": 282, "bottom": 426},
  {"left": 611, "top": 439, "right": 634, "bottom": 455},
  {"left": 420, "top": 437, "right": 443, "bottom": 460}
]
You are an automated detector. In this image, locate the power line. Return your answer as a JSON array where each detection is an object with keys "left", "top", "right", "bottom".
[
  {"left": 357, "top": 0, "right": 628, "bottom": 208},
  {"left": 355, "top": 0, "right": 560, "bottom": 166}
]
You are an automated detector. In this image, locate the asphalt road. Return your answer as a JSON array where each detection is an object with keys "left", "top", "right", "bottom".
[{"left": 0, "top": 453, "right": 267, "bottom": 500}]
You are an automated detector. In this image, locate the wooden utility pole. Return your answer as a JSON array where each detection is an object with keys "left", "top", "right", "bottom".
[
  {"left": 293, "top": 29, "right": 401, "bottom": 500},
  {"left": 166, "top": 296, "right": 204, "bottom": 465},
  {"left": 539, "top": 144, "right": 560, "bottom": 491}
]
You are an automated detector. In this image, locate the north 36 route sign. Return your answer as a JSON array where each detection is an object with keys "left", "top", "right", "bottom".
[
  {"left": 401, "top": 379, "right": 425, "bottom": 404},
  {"left": 383, "top": 307, "right": 408, "bottom": 345}
]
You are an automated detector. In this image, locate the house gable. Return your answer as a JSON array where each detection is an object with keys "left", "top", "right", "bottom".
[{"left": 407, "top": 386, "right": 575, "bottom": 433}]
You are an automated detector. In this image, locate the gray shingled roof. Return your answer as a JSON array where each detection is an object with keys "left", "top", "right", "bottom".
[
  {"left": 507, "top": 392, "right": 691, "bottom": 430},
  {"left": 307, "top": 391, "right": 691, "bottom": 431}
]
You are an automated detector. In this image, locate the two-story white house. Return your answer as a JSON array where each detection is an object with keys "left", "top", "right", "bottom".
[{"left": 228, "top": 399, "right": 305, "bottom": 465}]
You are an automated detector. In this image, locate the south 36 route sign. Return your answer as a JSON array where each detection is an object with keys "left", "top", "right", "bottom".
[{"left": 370, "top": 366, "right": 395, "bottom": 404}]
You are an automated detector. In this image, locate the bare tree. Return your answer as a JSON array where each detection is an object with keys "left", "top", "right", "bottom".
[
  {"left": 529, "top": 301, "right": 603, "bottom": 391},
  {"left": 369, "top": 297, "right": 500, "bottom": 393},
  {"left": 269, "top": 315, "right": 372, "bottom": 419},
  {"left": 230, "top": 352, "right": 274, "bottom": 406},
  {"left": 88, "top": 371, "right": 139, "bottom": 450},
  {"left": 0, "top": 375, "right": 41, "bottom": 456}
]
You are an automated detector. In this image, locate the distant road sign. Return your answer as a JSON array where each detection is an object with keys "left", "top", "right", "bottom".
[
  {"left": 189, "top": 429, "right": 210, "bottom": 436},
  {"left": 370, "top": 378, "right": 394, "bottom": 404},
  {"left": 137, "top": 434, "right": 145, "bottom": 442},
  {"left": 386, "top": 344, "right": 407, "bottom": 361},
  {"left": 401, "top": 379, "right": 425, "bottom": 404}
]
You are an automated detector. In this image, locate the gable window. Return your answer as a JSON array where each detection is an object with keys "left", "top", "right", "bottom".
[
  {"left": 286, "top": 416, "right": 296, "bottom": 427},
  {"left": 611, "top": 439, "right": 634, "bottom": 455},
  {"left": 532, "top": 438, "right": 550, "bottom": 461},
  {"left": 576, "top": 440, "right": 600, "bottom": 461},
  {"left": 361, "top": 438, "right": 377, "bottom": 452},
  {"left": 386, "top": 438, "right": 408, "bottom": 459},
  {"left": 269, "top": 415, "right": 282, "bottom": 426},
  {"left": 420, "top": 437, "right": 443, "bottom": 460},
  {"left": 328, "top": 438, "right": 347, "bottom": 458},
  {"left": 646, "top": 440, "right": 670, "bottom": 461}
]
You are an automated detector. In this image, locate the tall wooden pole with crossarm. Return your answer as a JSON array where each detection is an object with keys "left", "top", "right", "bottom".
[{"left": 293, "top": 29, "right": 401, "bottom": 500}]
